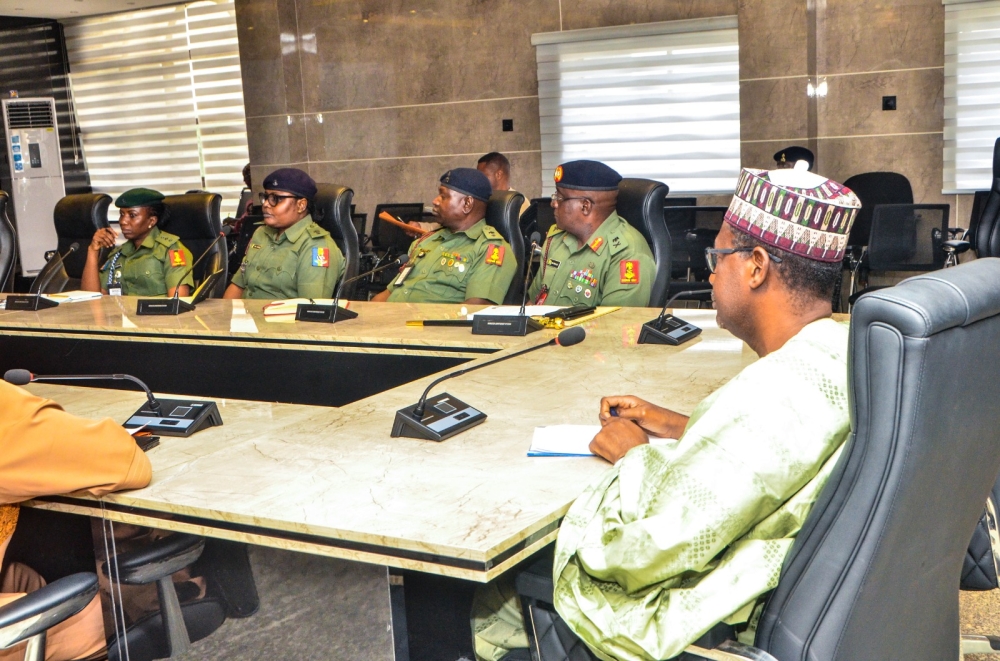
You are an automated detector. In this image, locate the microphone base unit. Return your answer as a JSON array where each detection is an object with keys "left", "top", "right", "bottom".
[
  {"left": 5, "top": 295, "right": 59, "bottom": 311},
  {"left": 638, "top": 314, "right": 703, "bottom": 346},
  {"left": 124, "top": 398, "right": 223, "bottom": 437},
  {"left": 295, "top": 303, "right": 359, "bottom": 323},
  {"left": 136, "top": 298, "right": 195, "bottom": 316},
  {"left": 471, "top": 315, "right": 545, "bottom": 336},
  {"left": 391, "top": 393, "right": 486, "bottom": 441}
]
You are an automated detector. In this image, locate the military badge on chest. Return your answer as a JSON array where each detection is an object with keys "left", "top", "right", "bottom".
[
  {"left": 566, "top": 269, "right": 597, "bottom": 298},
  {"left": 441, "top": 251, "right": 468, "bottom": 272}
]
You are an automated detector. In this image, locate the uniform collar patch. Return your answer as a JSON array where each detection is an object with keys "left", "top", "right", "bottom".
[{"left": 589, "top": 236, "right": 604, "bottom": 253}]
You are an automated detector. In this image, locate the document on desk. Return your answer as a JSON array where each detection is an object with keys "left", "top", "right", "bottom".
[
  {"left": 41, "top": 290, "right": 103, "bottom": 303},
  {"left": 529, "top": 425, "right": 601, "bottom": 457}
]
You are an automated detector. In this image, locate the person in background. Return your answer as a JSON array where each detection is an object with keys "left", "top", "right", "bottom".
[
  {"left": 477, "top": 152, "right": 531, "bottom": 216},
  {"left": 0, "top": 380, "right": 153, "bottom": 661},
  {"left": 773, "top": 146, "right": 815, "bottom": 171},
  {"left": 81, "top": 188, "right": 194, "bottom": 297},
  {"left": 223, "top": 168, "right": 344, "bottom": 300}
]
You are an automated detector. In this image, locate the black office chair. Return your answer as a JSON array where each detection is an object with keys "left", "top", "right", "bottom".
[
  {"left": 30, "top": 194, "right": 112, "bottom": 294},
  {"left": 163, "top": 192, "right": 227, "bottom": 298},
  {"left": 617, "top": 178, "right": 671, "bottom": 308},
  {"left": 518, "top": 197, "right": 554, "bottom": 247},
  {"left": 484, "top": 190, "right": 526, "bottom": 305},
  {"left": 511, "top": 257, "right": 1000, "bottom": 661},
  {"left": 662, "top": 206, "right": 724, "bottom": 305},
  {"left": 0, "top": 191, "right": 16, "bottom": 292},
  {"left": 313, "top": 184, "right": 359, "bottom": 298},
  {"left": 0, "top": 572, "right": 99, "bottom": 661},
  {"left": 972, "top": 138, "right": 1000, "bottom": 259},
  {"left": 663, "top": 196, "right": 698, "bottom": 208},
  {"left": 848, "top": 203, "right": 950, "bottom": 305},
  {"left": 842, "top": 171, "right": 914, "bottom": 251},
  {"left": 371, "top": 203, "right": 423, "bottom": 256}
]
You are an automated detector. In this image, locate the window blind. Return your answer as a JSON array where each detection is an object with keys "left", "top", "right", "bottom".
[
  {"left": 944, "top": 0, "right": 1000, "bottom": 193},
  {"left": 532, "top": 17, "right": 741, "bottom": 196},
  {"left": 63, "top": 0, "right": 249, "bottom": 218}
]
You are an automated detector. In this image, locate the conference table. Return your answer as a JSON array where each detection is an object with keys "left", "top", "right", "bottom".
[
  {"left": 0, "top": 296, "right": 545, "bottom": 406},
  {"left": 6, "top": 300, "right": 758, "bottom": 659}
]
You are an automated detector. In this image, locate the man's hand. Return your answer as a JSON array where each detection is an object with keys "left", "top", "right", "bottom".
[
  {"left": 89, "top": 227, "right": 118, "bottom": 252},
  {"left": 590, "top": 418, "right": 649, "bottom": 463},
  {"left": 599, "top": 395, "right": 689, "bottom": 439}
]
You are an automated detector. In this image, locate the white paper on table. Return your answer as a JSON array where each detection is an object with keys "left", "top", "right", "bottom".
[
  {"left": 528, "top": 424, "right": 601, "bottom": 457},
  {"left": 470, "top": 305, "right": 563, "bottom": 319},
  {"left": 42, "top": 290, "right": 102, "bottom": 303}
]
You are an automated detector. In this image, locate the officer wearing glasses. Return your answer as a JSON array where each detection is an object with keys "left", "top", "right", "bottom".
[
  {"left": 526, "top": 160, "right": 654, "bottom": 307},
  {"left": 224, "top": 168, "right": 344, "bottom": 300}
]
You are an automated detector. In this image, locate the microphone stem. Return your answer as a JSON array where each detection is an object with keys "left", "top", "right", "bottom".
[
  {"left": 332, "top": 256, "right": 403, "bottom": 322},
  {"left": 35, "top": 246, "right": 78, "bottom": 296},
  {"left": 518, "top": 242, "right": 538, "bottom": 317},
  {"left": 32, "top": 373, "right": 161, "bottom": 412},
  {"left": 413, "top": 338, "right": 555, "bottom": 417},
  {"left": 657, "top": 288, "right": 713, "bottom": 321},
  {"left": 173, "top": 231, "right": 228, "bottom": 300}
]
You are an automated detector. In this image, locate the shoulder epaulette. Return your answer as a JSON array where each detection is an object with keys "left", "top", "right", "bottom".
[
  {"left": 480, "top": 224, "right": 503, "bottom": 241},
  {"left": 306, "top": 221, "right": 331, "bottom": 240}
]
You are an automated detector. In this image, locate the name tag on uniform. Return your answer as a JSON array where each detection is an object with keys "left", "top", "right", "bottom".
[
  {"left": 393, "top": 265, "right": 414, "bottom": 287},
  {"left": 108, "top": 287, "right": 122, "bottom": 296}
]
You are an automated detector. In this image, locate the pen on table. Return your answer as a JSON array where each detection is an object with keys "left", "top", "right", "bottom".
[{"left": 406, "top": 319, "right": 474, "bottom": 327}]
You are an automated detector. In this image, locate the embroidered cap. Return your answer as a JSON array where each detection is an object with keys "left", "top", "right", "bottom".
[
  {"left": 263, "top": 167, "right": 317, "bottom": 200},
  {"left": 440, "top": 168, "right": 492, "bottom": 202},
  {"left": 724, "top": 167, "right": 861, "bottom": 263}
]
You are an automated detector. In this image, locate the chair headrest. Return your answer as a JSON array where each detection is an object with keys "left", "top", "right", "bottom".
[
  {"left": 485, "top": 190, "right": 523, "bottom": 243},
  {"left": 162, "top": 193, "right": 222, "bottom": 240},
  {"left": 856, "top": 257, "right": 1000, "bottom": 336},
  {"left": 994, "top": 137, "right": 1000, "bottom": 180},
  {"left": 616, "top": 178, "right": 669, "bottom": 245},
  {"left": 54, "top": 194, "right": 112, "bottom": 237},
  {"left": 313, "top": 184, "right": 353, "bottom": 240}
]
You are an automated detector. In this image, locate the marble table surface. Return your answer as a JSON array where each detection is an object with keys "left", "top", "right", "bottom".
[
  {"left": 24, "top": 307, "right": 758, "bottom": 581},
  {"left": 0, "top": 296, "right": 553, "bottom": 357}
]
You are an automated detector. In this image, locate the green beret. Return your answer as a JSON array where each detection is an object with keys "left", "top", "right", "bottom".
[{"left": 115, "top": 188, "right": 165, "bottom": 209}]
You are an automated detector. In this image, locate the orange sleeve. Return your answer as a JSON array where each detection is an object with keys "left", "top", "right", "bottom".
[{"left": 0, "top": 382, "right": 152, "bottom": 505}]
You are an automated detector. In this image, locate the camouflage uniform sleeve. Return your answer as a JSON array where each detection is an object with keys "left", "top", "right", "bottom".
[
  {"left": 163, "top": 242, "right": 196, "bottom": 291},
  {"left": 295, "top": 237, "right": 341, "bottom": 299},
  {"left": 599, "top": 247, "right": 655, "bottom": 307},
  {"left": 464, "top": 240, "right": 517, "bottom": 304}
]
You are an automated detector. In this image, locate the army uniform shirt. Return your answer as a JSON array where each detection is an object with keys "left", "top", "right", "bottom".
[
  {"left": 232, "top": 214, "right": 345, "bottom": 300},
  {"left": 528, "top": 212, "right": 654, "bottom": 307},
  {"left": 386, "top": 218, "right": 517, "bottom": 304},
  {"left": 98, "top": 227, "right": 195, "bottom": 296}
]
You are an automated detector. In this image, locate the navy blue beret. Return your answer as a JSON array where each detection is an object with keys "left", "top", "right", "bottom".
[
  {"left": 773, "top": 146, "right": 815, "bottom": 170},
  {"left": 263, "top": 167, "right": 317, "bottom": 200},
  {"left": 440, "top": 168, "right": 492, "bottom": 202},
  {"left": 553, "top": 160, "right": 622, "bottom": 191}
]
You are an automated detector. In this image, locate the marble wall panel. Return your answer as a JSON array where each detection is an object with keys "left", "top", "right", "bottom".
[
  {"left": 246, "top": 114, "right": 309, "bottom": 165},
  {"left": 309, "top": 150, "right": 542, "bottom": 219},
  {"left": 818, "top": 68, "right": 943, "bottom": 137},
  {"left": 277, "top": 0, "right": 305, "bottom": 115},
  {"left": 236, "top": 0, "right": 288, "bottom": 118},
  {"left": 737, "top": 0, "right": 808, "bottom": 80},
  {"left": 739, "top": 77, "right": 809, "bottom": 142},
  {"left": 820, "top": 0, "right": 944, "bottom": 75},
  {"left": 819, "top": 132, "right": 949, "bottom": 205},
  {"left": 560, "top": 0, "right": 737, "bottom": 31},
  {"left": 294, "top": 0, "right": 559, "bottom": 113},
  {"left": 303, "top": 97, "right": 539, "bottom": 162}
]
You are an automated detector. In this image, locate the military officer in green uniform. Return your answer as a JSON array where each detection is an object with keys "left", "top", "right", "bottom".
[
  {"left": 82, "top": 188, "right": 195, "bottom": 297},
  {"left": 527, "top": 160, "right": 654, "bottom": 307},
  {"left": 224, "top": 168, "right": 345, "bottom": 300},
  {"left": 371, "top": 168, "right": 516, "bottom": 305}
]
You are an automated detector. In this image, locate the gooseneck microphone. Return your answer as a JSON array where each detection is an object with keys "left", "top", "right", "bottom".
[
  {"left": 136, "top": 226, "right": 233, "bottom": 316},
  {"left": 393, "top": 326, "right": 587, "bottom": 441},
  {"left": 517, "top": 240, "right": 540, "bottom": 318},
  {"left": 638, "top": 288, "right": 714, "bottom": 346},
  {"left": 4, "top": 369, "right": 161, "bottom": 413},
  {"left": 3, "top": 368, "right": 224, "bottom": 437},
  {"left": 332, "top": 254, "right": 409, "bottom": 322},
  {"left": 171, "top": 225, "right": 233, "bottom": 301},
  {"left": 471, "top": 240, "right": 545, "bottom": 337},
  {"left": 35, "top": 242, "right": 80, "bottom": 295}
]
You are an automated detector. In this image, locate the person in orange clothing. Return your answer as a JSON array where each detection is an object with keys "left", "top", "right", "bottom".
[{"left": 0, "top": 380, "right": 152, "bottom": 661}]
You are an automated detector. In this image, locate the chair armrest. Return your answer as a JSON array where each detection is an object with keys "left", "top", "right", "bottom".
[
  {"left": 103, "top": 533, "right": 205, "bottom": 585},
  {"left": 513, "top": 555, "right": 555, "bottom": 603},
  {"left": 943, "top": 240, "right": 971, "bottom": 255},
  {"left": 0, "top": 573, "right": 98, "bottom": 649},
  {"left": 685, "top": 641, "right": 778, "bottom": 661}
]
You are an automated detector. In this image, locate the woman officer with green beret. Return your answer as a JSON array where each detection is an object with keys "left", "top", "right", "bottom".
[{"left": 81, "top": 188, "right": 195, "bottom": 297}]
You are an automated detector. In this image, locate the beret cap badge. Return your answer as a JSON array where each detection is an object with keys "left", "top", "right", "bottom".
[{"left": 554, "top": 166, "right": 563, "bottom": 183}]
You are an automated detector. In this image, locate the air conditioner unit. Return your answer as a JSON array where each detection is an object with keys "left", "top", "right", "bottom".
[{"left": 1, "top": 97, "right": 64, "bottom": 276}]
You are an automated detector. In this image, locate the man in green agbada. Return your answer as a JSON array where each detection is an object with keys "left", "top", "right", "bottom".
[
  {"left": 225, "top": 168, "right": 344, "bottom": 300},
  {"left": 372, "top": 168, "right": 516, "bottom": 305},
  {"left": 82, "top": 188, "right": 194, "bottom": 297},
  {"left": 473, "top": 166, "right": 861, "bottom": 661}
]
